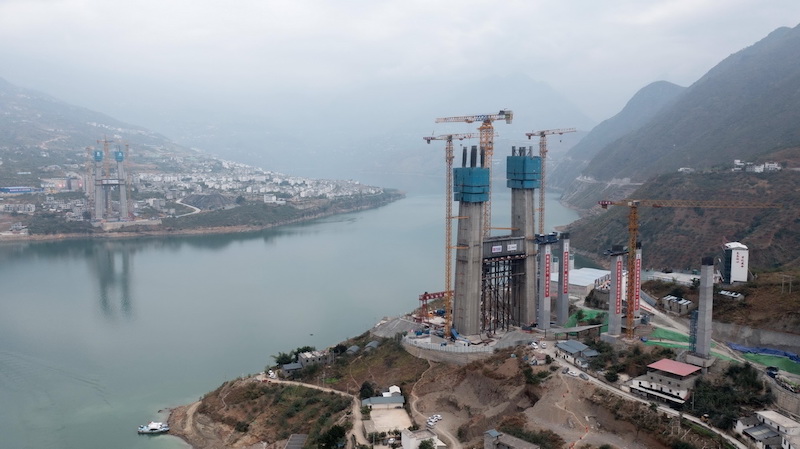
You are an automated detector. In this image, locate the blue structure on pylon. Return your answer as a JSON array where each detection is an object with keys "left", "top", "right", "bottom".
[
  {"left": 453, "top": 150, "right": 490, "bottom": 202},
  {"left": 506, "top": 152, "right": 541, "bottom": 190}
]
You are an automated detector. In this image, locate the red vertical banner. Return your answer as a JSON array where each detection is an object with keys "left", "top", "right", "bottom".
[
  {"left": 562, "top": 250, "right": 569, "bottom": 294},
  {"left": 634, "top": 255, "right": 641, "bottom": 311},
  {"left": 615, "top": 259, "right": 622, "bottom": 315},
  {"left": 544, "top": 252, "right": 551, "bottom": 297}
]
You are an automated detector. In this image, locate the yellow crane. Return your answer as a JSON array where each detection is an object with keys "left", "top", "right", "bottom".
[
  {"left": 526, "top": 128, "right": 576, "bottom": 234},
  {"left": 436, "top": 110, "right": 513, "bottom": 237},
  {"left": 599, "top": 199, "right": 782, "bottom": 339},
  {"left": 423, "top": 133, "right": 479, "bottom": 337}
]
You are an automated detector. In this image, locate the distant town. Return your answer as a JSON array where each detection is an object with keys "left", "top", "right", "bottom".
[{"left": 0, "top": 142, "right": 385, "bottom": 233}]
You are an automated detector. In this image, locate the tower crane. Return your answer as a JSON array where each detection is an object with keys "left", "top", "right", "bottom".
[
  {"left": 436, "top": 110, "right": 513, "bottom": 237},
  {"left": 599, "top": 198, "right": 782, "bottom": 339},
  {"left": 423, "top": 133, "right": 479, "bottom": 337},
  {"left": 526, "top": 128, "right": 576, "bottom": 234}
]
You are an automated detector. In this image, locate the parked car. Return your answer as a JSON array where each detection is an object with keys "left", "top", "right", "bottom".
[
  {"left": 766, "top": 366, "right": 779, "bottom": 378},
  {"left": 540, "top": 342, "right": 547, "bottom": 348},
  {"left": 579, "top": 373, "right": 589, "bottom": 380},
  {"left": 568, "top": 371, "right": 579, "bottom": 377},
  {"left": 562, "top": 367, "right": 570, "bottom": 374}
]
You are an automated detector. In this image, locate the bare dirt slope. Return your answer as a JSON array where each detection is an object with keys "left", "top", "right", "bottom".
[{"left": 411, "top": 349, "right": 668, "bottom": 449}]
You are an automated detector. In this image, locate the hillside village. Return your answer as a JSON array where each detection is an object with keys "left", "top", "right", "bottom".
[{"left": 0, "top": 145, "right": 386, "bottom": 234}]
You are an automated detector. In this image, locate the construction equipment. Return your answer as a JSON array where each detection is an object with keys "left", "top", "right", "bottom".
[
  {"left": 424, "top": 133, "right": 479, "bottom": 337},
  {"left": 599, "top": 199, "right": 782, "bottom": 339},
  {"left": 436, "top": 110, "right": 513, "bottom": 237},
  {"left": 526, "top": 128, "right": 576, "bottom": 234}
]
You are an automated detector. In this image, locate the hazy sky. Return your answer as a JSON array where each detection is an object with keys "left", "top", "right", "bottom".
[{"left": 1, "top": 0, "right": 799, "bottom": 124}]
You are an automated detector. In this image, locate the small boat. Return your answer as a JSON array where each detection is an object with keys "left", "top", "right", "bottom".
[{"left": 137, "top": 421, "right": 170, "bottom": 434}]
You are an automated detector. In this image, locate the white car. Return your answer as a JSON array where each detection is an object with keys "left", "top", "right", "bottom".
[
  {"left": 529, "top": 342, "right": 538, "bottom": 349},
  {"left": 540, "top": 342, "right": 547, "bottom": 349},
  {"left": 568, "top": 370, "right": 579, "bottom": 377},
  {"left": 433, "top": 414, "right": 442, "bottom": 420}
]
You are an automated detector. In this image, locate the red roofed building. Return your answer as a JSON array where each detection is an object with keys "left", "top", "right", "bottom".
[{"left": 629, "top": 359, "right": 701, "bottom": 407}]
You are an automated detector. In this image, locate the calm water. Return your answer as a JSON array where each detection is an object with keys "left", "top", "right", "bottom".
[{"left": 0, "top": 177, "right": 578, "bottom": 449}]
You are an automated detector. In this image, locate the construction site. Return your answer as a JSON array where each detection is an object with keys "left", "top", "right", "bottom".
[
  {"left": 403, "top": 108, "right": 781, "bottom": 373},
  {"left": 85, "top": 138, "right": 133, "bottom": 223}
]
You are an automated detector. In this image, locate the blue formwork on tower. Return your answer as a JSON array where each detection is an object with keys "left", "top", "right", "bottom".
[
  {"left": 453, "top": 167, "right": 490, "bottom": 203},
  {"left": 506, "top": 155, "right": 541, "bottom": 189}
]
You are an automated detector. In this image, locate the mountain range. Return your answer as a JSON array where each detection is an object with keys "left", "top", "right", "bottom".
[
  {"left": 560, "top": 24, "right": 800, "bottom": 189},
  {"left": 2, "top": 23, "right": 800, "bottom": 270}
]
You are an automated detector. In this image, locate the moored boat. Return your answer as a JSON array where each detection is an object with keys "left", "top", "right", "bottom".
[{"left": 138, "top": 421, "right": 170, "bottom": 434}]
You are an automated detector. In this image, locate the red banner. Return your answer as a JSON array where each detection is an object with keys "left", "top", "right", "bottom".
[
  {"left": 545, "top": 253, "right": 551, "bottom": 297},
  {"left": 634, "top": 256, "right": 641, "bottom": 311},
  {"left": 563, "top": 250, "right": 569, "bottom": 294},
  {"left": 615, "top": 259, "right": 622, "bottom": 315}
]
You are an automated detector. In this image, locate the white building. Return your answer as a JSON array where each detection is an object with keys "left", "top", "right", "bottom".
[
  {"left": 298, "top": 350, "right": 333, "bottom": 368},
  {"left": 723, "top": 242, "right": 749, "bottom": 283},
  {"left": 629, "top": 359, "right": 700, "bottom": 407},
  {"left": 735, "top": 410, "right": 800, "bottom": 449},
  {"left": 402, "top": 428, "right": 446, "bottom": 449}
]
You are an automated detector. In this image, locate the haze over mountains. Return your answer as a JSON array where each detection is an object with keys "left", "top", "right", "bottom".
[
  {"left": 560, "top": 24, "right": 800, "bottom": 204},
  {"left": 2, "top": 23, "right": 800, "bottom": 269}
]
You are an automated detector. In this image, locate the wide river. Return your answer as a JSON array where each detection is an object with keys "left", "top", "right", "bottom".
[{"left": 0, "top": 175, "right": 579, "bottom": 449}]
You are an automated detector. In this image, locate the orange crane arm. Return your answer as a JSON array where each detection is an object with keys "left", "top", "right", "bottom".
[{"left": 526, "top": 127, "right": 577, "bottom": 234}]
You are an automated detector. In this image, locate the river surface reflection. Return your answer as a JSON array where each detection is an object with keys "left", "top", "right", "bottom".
[{"left": 0, "top": 188, "right": 578, "bottom": 449}]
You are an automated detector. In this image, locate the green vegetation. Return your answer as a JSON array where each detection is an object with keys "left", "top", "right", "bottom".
[
  {"left": 418, "top": 439, "right": 435, "bottom": 449},
  {"left": 270, "top": 345, "right": 316, "bottom": 366},
  {"left": 359, "top": 381, "right": 375, "bottom": 399},
  {"left": 521, "top": 364, "right": 550, "bottom": 385},
  {"left": 688, "top": 362, "right": 774, "bottom": 430},
  {"left": 568, "top": 171, "right": 800, "bottom": 271},
  {"left": 497, "top": 425, "right": 564, "bottom": 449},
  {"left": 740, "top": 353, "right": 800, "bottom": 375},
  {"left": 26, "top": 213, "right": 94, "bottom": 235},
  {"left": 161, "top": 191, "right": 402, "bottom": 230},
  {"left": 197, "top": 381, "right": 352, "bottom": 445}
]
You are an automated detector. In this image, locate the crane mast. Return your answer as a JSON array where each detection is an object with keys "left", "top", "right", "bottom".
[
  {"left": 436, "top": 110, "right": 513, "bottom": 237},
  {"left": 599, "top": 198, "right": 781, "bottom": 339},
  {"left": 526, "top": 128, "right": 576, "bottom": 234},
  {"left": 424, "top": 133, "right": 479, "bottom": 337}
]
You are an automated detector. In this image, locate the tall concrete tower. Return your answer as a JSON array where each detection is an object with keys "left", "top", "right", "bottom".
[
  {"left": 453, "top": 146, "right": 489, "bottom": 336},
  {"left": 536, "top": 234, "right": 557, "bottom": 330},
  {"left": 93, "top": 149, "right": 105, "bottom": 220},
  {"left": 694, "top": 257, "right": 714, "bottom": 358},
  {"left": 556, "top": 232, "right": 571, "bottom": 325},
  {"left": 114, "top": 148, "right": 129, "bottom": 220},
  {"left": 607, "top": 245, "right": 624, "bottom": 336},
  {"left": 506, "top": 146, "right": 540, "bottom": 326}
]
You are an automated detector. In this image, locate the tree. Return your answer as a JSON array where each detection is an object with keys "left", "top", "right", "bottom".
[
  {"left": 318, "top": 424, "right": 346, "bottom": 449},
  {"left": 360, "top": 381, "right": 375, "bottom": 399},
  {"left": 272, "top": 352, "right": 294, "bottom": 365},
  {"left": 418, "top": 439, "right": 435, "bottom": 449}
]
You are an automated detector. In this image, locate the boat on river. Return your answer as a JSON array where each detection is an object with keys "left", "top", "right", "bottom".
[{"left": 137, "top": 421, "right": 170, "bottom": 434}]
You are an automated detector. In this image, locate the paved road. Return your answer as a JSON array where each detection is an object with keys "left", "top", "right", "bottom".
[{"left": 175, "top": 197, "right": 202, "bottom": 217}]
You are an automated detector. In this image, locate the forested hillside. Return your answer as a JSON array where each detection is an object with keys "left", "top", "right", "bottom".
[{"left": 566, "top": 170, "right": 800, "bottom": 270}]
